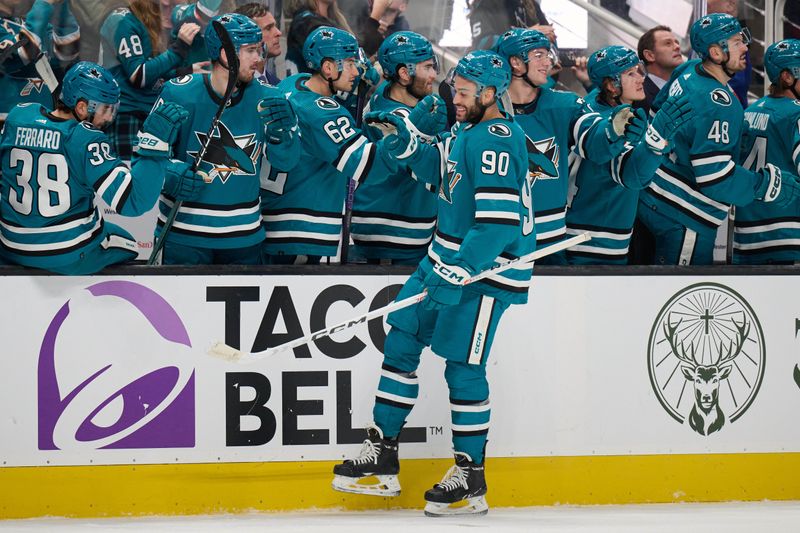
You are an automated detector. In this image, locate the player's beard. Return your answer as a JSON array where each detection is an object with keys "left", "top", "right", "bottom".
[
  {"left": 407, "top": 75, "right": 431, "bottom": 100},
  {"left": 463, "top": 98, "right": 487, "bottom": 124}
]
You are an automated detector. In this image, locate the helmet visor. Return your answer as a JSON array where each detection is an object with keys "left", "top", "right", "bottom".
[{"left": 89, "top": 100, "right": 120, "bottom": 123}]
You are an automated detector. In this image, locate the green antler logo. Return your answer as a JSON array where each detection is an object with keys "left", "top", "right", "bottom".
[{"left": 647, "top": 283, "right": 765, "bottom": 437}]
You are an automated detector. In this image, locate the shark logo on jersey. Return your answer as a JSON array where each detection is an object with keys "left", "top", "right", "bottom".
[
  {"left": 440, "top": 159, "right": 462, "bottom": 204},
  {"left": 316, "top": 97, "right": 340, "bottom": 110},
  {"left": 188, "top": 122, "right": 259, "bottom": 183},
  {"left": 20, "top": 78, "right": 45, "bottom": 96},
  {"left": 488, "top": 123, "right": 511, "bottom": 137},
  {"left": 525, "top": 135, "right": 559, "bottom": 181},
  {"left": 711, "top": 88, "right": 732, "bottom": 106},
  {"left": 171, "top": 75, "right": 192, "bottom": 85}
]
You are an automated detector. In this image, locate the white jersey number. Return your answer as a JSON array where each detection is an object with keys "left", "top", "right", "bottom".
[
  {"left": 118, "top": 34, "right": 143, "bottom": 58},
  {"left": 480, "top": 150, "right": 509, "bottom": 176},
  {"left": 742, "top": 136, "right": 766, "bottom": 171},
  {"left": 323, "top": 116, "right": 356, "bottom": 144},
  {"left": 707, "top": 120, "right": 730, "bottom": 144},
  {"left": 521, "top": 177, "right": 534, "bottom": 236},
  {"left": 7, "top": 148, "right": 71, "bottom": 217}
]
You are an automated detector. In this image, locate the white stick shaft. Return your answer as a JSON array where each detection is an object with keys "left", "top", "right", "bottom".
[{"left": 211, "top": 233, "right": 588, "bottom": 362}]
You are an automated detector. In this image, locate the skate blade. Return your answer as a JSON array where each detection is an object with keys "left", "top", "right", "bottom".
[
  {"left": 423, "top": 496, "right": 488, "bottom": 517},
  {"left": 332, "top": 475, "right": 401, "bottom": 497}
]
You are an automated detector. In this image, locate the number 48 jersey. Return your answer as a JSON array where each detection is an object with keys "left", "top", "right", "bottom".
[{"left": 640, "top": 60, "right": 748, "bottom": 234}]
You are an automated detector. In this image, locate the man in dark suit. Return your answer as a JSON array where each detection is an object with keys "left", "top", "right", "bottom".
[{"left": 637, "top": 25, "right": 684, "bottom": 114}]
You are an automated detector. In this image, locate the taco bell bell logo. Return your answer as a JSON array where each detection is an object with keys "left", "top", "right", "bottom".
[{"left": 38, "top": 281, "right": 195, "bottom": 450}]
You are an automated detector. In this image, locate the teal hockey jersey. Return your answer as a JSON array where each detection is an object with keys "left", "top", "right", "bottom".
[
  {"left": 0, "top": 103, "right": 166, "bottom": 267},
  {"left": 155, "top": 74, "right": 299, "bottom": 250},
  {"left": 641, "top": 60, "right": 766, "bottom": 234},
  {"left": 100, "top": 8, "right": 185, "bottom": 114},
  {"left": 566, "top": 95, "right": 640, "bottom": 264},
  {"left": 350, "top": 81, "right": 438, "bottom": 262},
  {"left": 734, "top": 95, "right": 800, "bottom": 263},
  {"left": 0, "top": 1, "right": 80, "bottom": 118},
  {"left": 260, "top": 74, "right": 380, "bottom": 258},
  {"left": 511, "top": 87, "right": 621, "bottom": 248},
  {"left": 422, "top": 117, "right": 535, "bottom": 305},
  {"left": 170, "top": 4, "right": 209, "bottom": 66}
]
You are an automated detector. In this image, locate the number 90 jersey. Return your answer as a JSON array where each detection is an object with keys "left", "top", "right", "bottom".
[{"left": 425, "top": 117, "right": 535, "bottom": 305}]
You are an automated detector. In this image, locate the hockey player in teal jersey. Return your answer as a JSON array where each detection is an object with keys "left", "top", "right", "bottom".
[
  {"left": 0, "top": 62, "right": 198, "bottom": 274},
  {"left": 349, "top": 31, "right": 442, "bottom": 265},
  {"left": 494, "top": 28, "right": 643, "bottom": 264},
  {"left": 639, "top": 13, "right": 800, "bottom": 265},
  {"left": 333, "top": 50, "right": 533, "bottom": 517},
  {"left": 100, "top": 1, "right": 201, "bottom": 159},
  {"left": 0, "top": 0, "right": 81, "bottom": 119},
  {"left": 152, "top": 13, "right": 299, "bottom": 265},
  {"left": 260, "top": 26, "right": 394, "bottom": 264},
  {"left": 170, "top": 0, "right": 222, "bottom": 66},
  {"left": 566, "top": 46, "right": 693, "bottom": 264},
  {"left": 734, "top": 39, "right": 800, "bottom": 263}
]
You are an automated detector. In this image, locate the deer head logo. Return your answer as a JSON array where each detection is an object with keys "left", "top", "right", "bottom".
[
  {"left": 648, "top": 283, "right": 765, "bottom": 437},
  {"left": 663, "top": 315, "right": 749, "bottom": 435}
]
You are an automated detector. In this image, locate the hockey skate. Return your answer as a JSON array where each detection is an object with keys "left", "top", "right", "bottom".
[
  {"left": 332, "top": 425, "right": 401, "bottom": 496},
  {"left": 423, "top": 451, "right": 488, "bottom": 517}
]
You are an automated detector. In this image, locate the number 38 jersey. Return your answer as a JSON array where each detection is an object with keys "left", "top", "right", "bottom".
[
  {"left": 424, "top": 117, "right": 535, "bottom": 305},
  {"left": 260, "top": 73, "right": 378, "bottom": 258},
  {"left": 0, "top": 104, "right": 164, "bottom": 268}
]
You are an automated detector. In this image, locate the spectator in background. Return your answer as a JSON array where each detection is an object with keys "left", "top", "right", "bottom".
[
  {"left": 637, "top": 25, "right": 683, "bottom": 113},
  {"left": 235, "top": 2, "right": 282, "bottom": 84},
  {"left": 100, "top": 0, "right": 200, "bottom": 159},
  {"left": 786, "top": 2, "right": 800, "bottom": 39},
  {"left": 161, "top": 0, "right": 189, "bottom": 41},
  {"left": 707, "top": 0, "right": 751, "bottom": 106},
  {"left": 469, "top": 0, "right": 556, "bottom": 50},
  {"left": 0, "top": 0, "right": 81, "bottom": 118},
  {"left": 284, "top": 0, "right": 353, "bottom": 74},
  {"left": 170, "top": 0, "right": 225, "bottom": 66},
  {"left": 352, "top": 0, "right": 411, "bottom": 57}
]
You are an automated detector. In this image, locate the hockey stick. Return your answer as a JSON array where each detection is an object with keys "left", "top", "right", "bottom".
[
  {"left": 339, "top": 77, "right": 370, "bottom": 264},
  {"left": 147, "top": 19, "right": 240, "bottom": 265},
  {"left": 0, "top": 32, "right": 58, "bottom": 93},
  {"left": 209, "top": 232, "right": 590, "bottom": 362}
]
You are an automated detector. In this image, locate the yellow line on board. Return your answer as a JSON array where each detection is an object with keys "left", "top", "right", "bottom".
[{"left": 1, "top": 453, "right": 799, "bottom": 519}]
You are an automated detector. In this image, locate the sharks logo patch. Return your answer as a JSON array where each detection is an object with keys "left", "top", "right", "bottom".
[
  {"left": 187, "top": 122, "right": 260, "bottom": 183},
  {"left": 316, "top": 97, "right": 340, "bottom": 110},
  {"left": 439, "top": 160, "right": 462, "bottom": 204},
  {"left": 526, "top": 135, "right": 559, "bottom": 181},
  {"left": 171, "top": 75, "right": 192, "bottom": 85},
  {"left": 711, "top": 88, "right": 732, "bottom": 106},
  {"left": 488, "top": 123, "right": 511, "bottom": 137}
]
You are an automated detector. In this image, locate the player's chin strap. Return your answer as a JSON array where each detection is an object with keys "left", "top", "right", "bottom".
[
  {"left": 714, "top": 48, "right": 738, "bottom": 79},
  {"left": 218, "top": 56, "right": 242, "bottom": 91},
  {"left": 325, "top": 70, "right": 343, "bottom": 95},
  {"left": 518, "top": 61, "right": 540, "bottom": 91}
]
